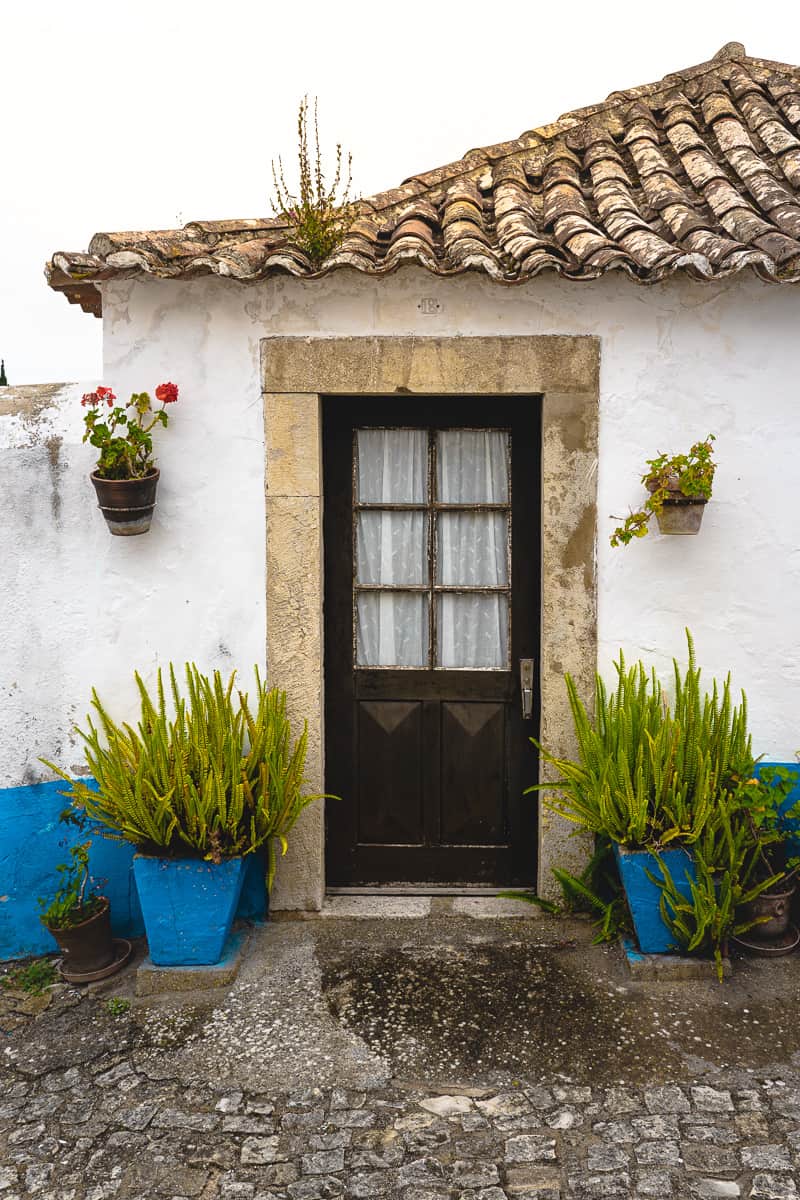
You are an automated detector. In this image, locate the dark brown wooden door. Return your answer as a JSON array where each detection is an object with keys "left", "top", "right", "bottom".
[{"left": 324, "top": 396, "right": 540, "bottom": 886}]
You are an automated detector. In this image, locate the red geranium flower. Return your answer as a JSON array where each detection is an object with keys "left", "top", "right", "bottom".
[
  {"left": 82, "top": 378, "right": 180, "bottom": 479},
  {"left": 96, "top": 386, "right": 116, "bottom": 407},
  {"left": 155, "top": 382, "right": 179, "bottom": 405}
]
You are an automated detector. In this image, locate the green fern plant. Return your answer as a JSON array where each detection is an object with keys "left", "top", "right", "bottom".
[
  {"left": 651, "top": 819, "right": 785, "bottom": 982},
  {"left": 41, "top": 665, "right": 330, "bottom": 888},
  {"left": 524, "top": 633, "right": 796, "bottom": 969},
  {"left": 530, "top": 631, "right": 754, "bottom": 851}
]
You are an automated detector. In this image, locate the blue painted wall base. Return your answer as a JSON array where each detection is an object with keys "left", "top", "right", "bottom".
[
  {"left": 0, "top": 780, "right": 144, "bottom": 960},
  {"left": 0, "top": 780, "right": 269, "bottom": 961}
]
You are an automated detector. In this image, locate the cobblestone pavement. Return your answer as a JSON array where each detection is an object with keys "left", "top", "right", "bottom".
[{"left": 3, "top": 913, "right": 800, "bottom": 1199}]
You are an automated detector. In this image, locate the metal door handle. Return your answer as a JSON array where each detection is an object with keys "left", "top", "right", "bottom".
[{"left": 520, "top": 658, "right": 534, "bottom": 721}]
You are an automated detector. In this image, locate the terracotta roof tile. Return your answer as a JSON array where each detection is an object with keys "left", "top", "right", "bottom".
[{"left": 47, "top": 43, "right": 800, "bottom": 316}]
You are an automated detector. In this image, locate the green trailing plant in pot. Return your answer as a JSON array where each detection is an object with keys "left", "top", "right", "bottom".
[
  {"left": 37, "top": 841, "right": 116, "bottom": 980},
  {"left": 42, "top": 664, "right": 331, "bottom": 966},
  {"left": 82, "top": 381, "right": 180, "bottom": 536},
  {"left": 611, "top": 434, "right": 716, "bottom": 546}
]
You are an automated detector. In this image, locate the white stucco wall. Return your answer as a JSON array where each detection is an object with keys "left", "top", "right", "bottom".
[
  {"left": 1, "top": 361, "right": 266, "bottom": 786},
  {"left": 4, "top": 263, "right": 799, "bottom": 791}
]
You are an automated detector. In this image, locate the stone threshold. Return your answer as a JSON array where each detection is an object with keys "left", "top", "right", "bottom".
[{"left": 273, "top": 895, "right": 545, "bottom": 919}]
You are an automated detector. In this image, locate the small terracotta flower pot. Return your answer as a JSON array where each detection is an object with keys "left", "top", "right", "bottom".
[
  {"left": 90, "top": 469, "right": 160, "bottom": 536},
  {"left": 46, "top": 898, "right": 114, "bottom": 974}
]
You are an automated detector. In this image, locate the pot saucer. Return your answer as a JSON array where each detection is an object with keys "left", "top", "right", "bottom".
[
  {"left": 58, "top": 938, "right": 133, "bottom": 984},
  {"left": 732, "top": 923, "right": 800, "bottom": 958}
]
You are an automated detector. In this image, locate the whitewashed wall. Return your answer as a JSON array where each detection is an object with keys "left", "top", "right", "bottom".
[
  {"left": 1, "top": 352, "right": 266, "bottom": 787},
  {"left": 4, "top": 264, "right": 800, "bottom": 791}
]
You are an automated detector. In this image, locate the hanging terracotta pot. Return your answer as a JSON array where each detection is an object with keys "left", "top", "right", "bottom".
[
  {"left": 646, "top": 473, "right": 708, "bottom": 536},
  {"left": 90, "top": 469, "right": 160, "bottom": 536},
  {"left": 655, "top": 498, "right": 707, "bottom": 535}
]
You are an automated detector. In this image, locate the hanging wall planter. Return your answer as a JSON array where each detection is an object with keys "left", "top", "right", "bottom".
[
  {"left": 81, "top": 382, "right": 179, "bottom": 536},
  {"left": 610, "top": 435, "right": 716, "bottom": 547},
  {"left": 91, "top": 469, "right": 160, "bottom": 536}
]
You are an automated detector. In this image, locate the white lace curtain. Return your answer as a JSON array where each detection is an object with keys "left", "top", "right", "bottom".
[{"left": 356, "top": 429, "right": 509, "bottom": 669}]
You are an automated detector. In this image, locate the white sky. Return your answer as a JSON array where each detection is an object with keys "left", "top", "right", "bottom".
[{"left": 3, "top": 0, "right": 800, "bottom": 385}]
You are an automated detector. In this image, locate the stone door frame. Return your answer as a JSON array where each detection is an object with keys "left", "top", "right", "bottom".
[{"left": 261, "top": 335, "right": 599, "bottom": 910}]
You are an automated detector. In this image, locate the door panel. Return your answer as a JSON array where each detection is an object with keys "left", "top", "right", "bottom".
[
  {"left": 440, "top": 702, "right": 505, "bottom": 844},
  {"left": 324, "top": 395, "right": 540, "bottom": 887},
  {"left": 357, "top": 702, "right": 424, "bottom": 844}
]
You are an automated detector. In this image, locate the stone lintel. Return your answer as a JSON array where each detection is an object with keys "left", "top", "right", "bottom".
[{"left": 262, "top": 336, "right": 599, "bottom": 397}]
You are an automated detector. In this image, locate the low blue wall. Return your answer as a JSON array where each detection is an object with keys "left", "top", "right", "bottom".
[{"left": 0, "top": 780, "right": 267, "bottom": 961}]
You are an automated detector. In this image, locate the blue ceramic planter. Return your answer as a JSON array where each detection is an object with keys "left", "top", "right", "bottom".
[
  {"left": 133, "top": 855, "right": 247, "bottom": 966},
  {"left": 614, "top": 844, "right": 696, "bottom": 954}
]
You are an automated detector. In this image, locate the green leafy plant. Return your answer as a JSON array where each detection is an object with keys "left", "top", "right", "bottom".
[
  {"left": 106, "top": 996, "right": 131, "bottom": 1016},
  {"left": 733, "top": 766, "right": 800, "bottom": 879},
  {"left": 651, "top": 807, "right": 786, "bottom": 981},
  {"left": 82, "top": 382, "right": 179, "bottom": 479},
  {"left": 271, "top": 96, "right": 356, "bottom": 268},
  {"left": 1, "top": 958, "right": 57, "bottom": 995},
  {"left": 530, "top": 631, "right": 753, "bottom": 850},
  {"left": 42, "top": 665, "right": 331, "bottom": 888},
  {"left": 528, "top": 633, "right": 800, "bottom": 972},
  {"left": 37, "top": 842, "right": 105, "bottom": 931},
  {"left": 611, "top": 435, "right": 716, "bottom": 546}
]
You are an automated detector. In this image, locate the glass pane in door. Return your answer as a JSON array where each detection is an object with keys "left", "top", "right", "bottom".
[
  {"left": 437, "top": 594, "right": 509, "bottom": 668},
  {"left": 357, "top": 429, "right": 428, "bottom": 502},
  {"left": 356, "top": 512, "right": 428, "bottom": 585},
  {"left": 356, "top": 593, "right": 429, "bottom": 667},
  {"left": 436, "top": 513, "right": 508, "bottom": 586},
  {"left": 437, "top": 430, "right": 509, "bottom": 502}
]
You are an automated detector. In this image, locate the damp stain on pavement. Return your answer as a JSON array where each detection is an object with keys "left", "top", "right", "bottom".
[{"left": 316, "top": 921, "right": 800, "bottom": 1087}]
